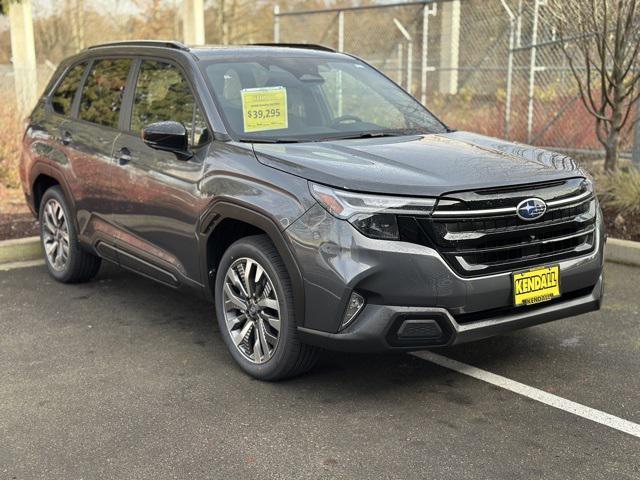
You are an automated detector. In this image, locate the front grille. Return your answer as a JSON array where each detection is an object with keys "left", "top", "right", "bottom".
[{"left": 399, "top": 178, "right": 598, "bottom": 277}]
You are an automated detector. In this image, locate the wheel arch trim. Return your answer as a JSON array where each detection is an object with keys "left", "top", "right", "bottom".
[
  {"left": 199, "top": 200, "right": 306, "bottom": 326},
  {"left": 29, "top": 162, "right": 76, "bottom": 215}
]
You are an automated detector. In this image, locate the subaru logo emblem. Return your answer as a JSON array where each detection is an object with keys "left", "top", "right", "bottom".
[{"left": 516, "top": 198, "right": 547, "bottom": 221}]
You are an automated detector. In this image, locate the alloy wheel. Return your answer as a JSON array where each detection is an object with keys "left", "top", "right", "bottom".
[
  {"left": 42, "top": 199, "right": 70, "bottom": 271},
  {"left": 222, "top": 257, "right": 281, "bottom": 364}
]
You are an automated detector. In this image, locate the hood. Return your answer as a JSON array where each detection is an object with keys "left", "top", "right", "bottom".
[{"left": 252, "top": 131, "right": 585, "bottom": 196}]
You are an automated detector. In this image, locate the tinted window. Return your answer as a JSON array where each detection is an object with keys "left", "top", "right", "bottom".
[
  {"left": 79, "top": 59, "right": 132, "bottom": 128},
  {"left": 131, "top": 60, "right": 208, "bottom": 147},
  {"left": 51, "top": 63, "right": 87, "bottom": 116}
]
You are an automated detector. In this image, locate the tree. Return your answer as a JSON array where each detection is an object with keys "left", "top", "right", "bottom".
[{"left": 552, "top": 0, "right": 640, "bottom": 171}]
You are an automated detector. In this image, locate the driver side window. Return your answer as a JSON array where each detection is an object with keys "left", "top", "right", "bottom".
[{"left": 131, "top": 60, "right": 209, "bottom": 147}]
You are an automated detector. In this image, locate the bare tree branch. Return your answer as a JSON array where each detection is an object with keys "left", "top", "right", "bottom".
[{"left": 554, "top": 0, "right": 640, "bottom": 171}]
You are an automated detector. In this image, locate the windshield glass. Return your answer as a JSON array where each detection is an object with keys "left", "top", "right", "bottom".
[{"left": 201, "top": 55, "right": 447, "bottom": 142}]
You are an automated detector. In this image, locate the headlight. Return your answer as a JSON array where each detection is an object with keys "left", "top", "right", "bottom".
[
  {"left": 309, "top": 182, "right": 435, "bottom": 240},
  {"left": 581, "top": 177, "right": 594, "bottom": 194}
]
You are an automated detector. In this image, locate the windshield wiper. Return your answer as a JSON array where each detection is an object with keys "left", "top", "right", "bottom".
[
  {"left": 328, "top": 129, "right": 427, "bottom": 141},
  {"left": 237, "top": 137, "right": 302, "bottom": 144},
  {"left": 237, "top": 129, "right": 430, "bottom": 144}
]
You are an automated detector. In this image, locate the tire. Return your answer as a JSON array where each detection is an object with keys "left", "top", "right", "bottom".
[
  {"left": 215, "top": 235, "right": 318, "bottom": 381},
  {"left": 39, "top": 186, "right": 101, "bottom": 283}
]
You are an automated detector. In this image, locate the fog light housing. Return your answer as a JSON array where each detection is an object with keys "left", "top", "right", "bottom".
[{"left": 339, "top": 292, "right": 365, "bottom": 331}]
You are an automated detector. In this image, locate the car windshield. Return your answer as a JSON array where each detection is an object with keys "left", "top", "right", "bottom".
[{"left": 200, "top": 54, "right": 448, "bottom": 142}]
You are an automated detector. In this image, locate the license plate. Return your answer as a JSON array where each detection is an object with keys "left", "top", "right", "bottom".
[{"left": 513, "top": 265, "right": 561, "bottom": 306}]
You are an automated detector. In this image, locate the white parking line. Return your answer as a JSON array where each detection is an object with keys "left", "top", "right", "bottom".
[
  {"left": 0, "top": 259, "right": 45, "bottom": 271},
  {"left": 412, "top": 350, "right": 640, "bottom": 439}
]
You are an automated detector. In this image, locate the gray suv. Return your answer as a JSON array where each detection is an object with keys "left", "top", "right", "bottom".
[{"left": 20, "top": 41, "right": 605, "bottom": 380}]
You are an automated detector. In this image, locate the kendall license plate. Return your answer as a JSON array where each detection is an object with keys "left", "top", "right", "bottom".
[{"left": 513, "top": 265, "right": 561, "bottom": 306}]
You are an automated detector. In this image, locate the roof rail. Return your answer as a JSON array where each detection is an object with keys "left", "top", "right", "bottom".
[
  {"left": 87, "top": 40, "right": 190, "bottom": 51},
  {"left": 248, "top": 43, "right": 336, "bottom": 53}
]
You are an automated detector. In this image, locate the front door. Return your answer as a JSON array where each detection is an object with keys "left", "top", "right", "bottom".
[{"left": 109, "top": 59, "right": 211, "bottom": 283}]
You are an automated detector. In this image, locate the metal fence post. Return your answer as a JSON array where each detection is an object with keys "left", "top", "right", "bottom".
[
  {"left": 516, "top": 0, "right": 523, "bottom": 47},
  {"left": 500, "top": 0, "right": 515, "bottom": 138},
  {"left": 394, "top": 18, "right": 412, "bottom": 95},
  {"left": 407, "top": 43, "right": 413, "bottom": 95},
  {"left": 421, "top": 5, "right": 428, "bottom": 105},
  {"left": 527, "top": 0, "right": 541, "bottom": 144},
  {"left": 338, "top": 10, "right": 345, "bottom": 116},
  {"left": 439, "top": 0, "right": 460, "bottom": 95},
  {"left": 273, "top": 5, "right": 280, "bottom": 43},
  {"left": 338, "top": 10, "right": 344, "bottom": 52},
  {"left": 397, "top": 43, "right": 404, "bottom": 87},
  {"left": 420, "top": 3, "right": 437, "bottom": 105}
]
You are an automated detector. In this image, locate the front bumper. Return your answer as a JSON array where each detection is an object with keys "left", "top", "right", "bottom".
[
  {"left": 297, "top": 273, "right": 603, "bottom": 352},
  {"left": 286, "top": 204, "right": 605, "bottom": 353}
]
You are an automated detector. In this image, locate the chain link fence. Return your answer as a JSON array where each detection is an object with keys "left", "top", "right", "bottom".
[
  {"left": 0, "top": 0, "right": 636, "bottom": 159},
  {"left": 276, "top": 0, "right": 637, "bottom": 159}
]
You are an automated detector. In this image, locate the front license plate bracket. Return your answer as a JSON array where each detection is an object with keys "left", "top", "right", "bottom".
[{"left": 513, "top": 265, "right": 561, "bottom": 306}]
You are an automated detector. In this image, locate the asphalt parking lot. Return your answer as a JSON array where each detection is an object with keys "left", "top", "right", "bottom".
[{"left": 1, "top": 261, "right": 639, "bottom": 479}]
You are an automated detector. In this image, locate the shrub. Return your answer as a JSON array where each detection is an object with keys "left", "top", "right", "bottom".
[
  {"left": 0, "top": 95, "right": 23, "bottom": 189},
  {"left": 597, "top": 168, "right": 640, "bottom": 216}
]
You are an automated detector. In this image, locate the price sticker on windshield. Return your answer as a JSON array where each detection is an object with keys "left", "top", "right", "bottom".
[{"left": 241, "top": 86, "right": 288, "bottom": 132}]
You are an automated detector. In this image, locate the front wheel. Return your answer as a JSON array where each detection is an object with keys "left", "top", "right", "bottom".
[{"left": 215, "top": 235, "right": 318, "bottom": 381}]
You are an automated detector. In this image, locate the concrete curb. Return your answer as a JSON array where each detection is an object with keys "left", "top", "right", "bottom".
[
  {"left": 0, "top": 236, "right": 42, "bottom": 264},
  {"left": 605, "top": 238, "right": 640, "bottom": 268},
  {"left": 0, "top": 235, "right": 639, "bottom": 268}
]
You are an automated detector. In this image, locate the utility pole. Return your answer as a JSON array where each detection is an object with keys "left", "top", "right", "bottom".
[
  {"left": 9, "top": 0, "right": 38, "bottom": 115},
  {"left": 183, "top": 0, "right": 205, "bottom": 45}
]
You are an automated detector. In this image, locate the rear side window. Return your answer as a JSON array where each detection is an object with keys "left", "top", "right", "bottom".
[
  {"left": 79, "top": 58, "right": 132, "bottom": 129},
  {"left": 51, "top": 63, "right": 87, "bottom": 116},
  {"left": 131, "top": 60, "right": 209, "bottom": 147}
]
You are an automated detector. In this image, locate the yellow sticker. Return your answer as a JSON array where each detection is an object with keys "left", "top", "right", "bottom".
[{"left": 241, "top": 86, "right": 288, "bottom": 132}]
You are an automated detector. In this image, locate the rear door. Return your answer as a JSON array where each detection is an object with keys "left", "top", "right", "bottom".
[
  {"left": 27, "top": 61, "right": 88, "bottom": 200},
  {"left": 109, "top": 58, "right": 211, "bottom": 283},
  {"left": 68, "top": 58, "right": 134, "bottom": 242}
]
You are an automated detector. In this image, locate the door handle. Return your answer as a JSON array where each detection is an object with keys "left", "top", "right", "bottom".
[
  {"left": 116, "top": 147, "right": 132, "bottom": 166},
  {"left": 61, "top": 131, "right": 72, "bottom": 146}
]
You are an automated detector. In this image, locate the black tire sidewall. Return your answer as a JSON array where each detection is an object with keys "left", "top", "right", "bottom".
[
  {"left": 215, "top": 237, "right": 298, "bottom": 380},
  {"left": 39, "top": 186, "right": 80, "bottom": 282}
]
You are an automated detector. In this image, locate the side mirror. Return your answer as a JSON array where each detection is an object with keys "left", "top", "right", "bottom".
[{"left": 142, "top": 121, "right": 191, "bottom": 158}]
